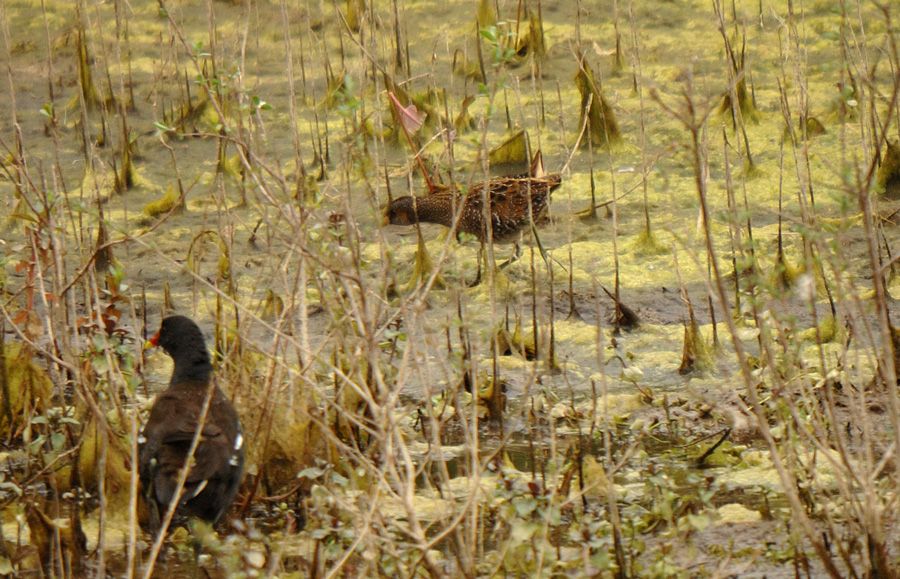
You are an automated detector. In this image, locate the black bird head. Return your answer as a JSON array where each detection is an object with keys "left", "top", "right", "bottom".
[{"left": 147, "top": 315, "right": 212, "bottom": 384}]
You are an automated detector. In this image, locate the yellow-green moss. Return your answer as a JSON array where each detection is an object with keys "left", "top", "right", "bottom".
[{"left": 142, "top": 186, "right": 181, "bottom": 217}]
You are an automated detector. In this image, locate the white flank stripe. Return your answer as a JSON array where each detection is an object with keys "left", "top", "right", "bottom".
[{"left": 191, "top": 479, "right": 208, "bottom": 498}]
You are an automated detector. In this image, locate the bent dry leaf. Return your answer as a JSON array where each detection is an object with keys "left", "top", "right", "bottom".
[{"left": 388, "top": 91, "right": 426, "bottom": 135}]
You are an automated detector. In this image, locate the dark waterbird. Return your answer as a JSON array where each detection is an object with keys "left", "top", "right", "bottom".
[{"left": 139, "top": 315, "right": 244, "bottom": 536}]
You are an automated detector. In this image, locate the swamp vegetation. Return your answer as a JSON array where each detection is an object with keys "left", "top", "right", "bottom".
[{"left": 0, "top": 0, "right": 898, "bottom": 576}]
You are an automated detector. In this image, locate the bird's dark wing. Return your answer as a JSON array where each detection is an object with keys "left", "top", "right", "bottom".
[{"left": 138, "top": 389, "right": 238, "bottom": 508}]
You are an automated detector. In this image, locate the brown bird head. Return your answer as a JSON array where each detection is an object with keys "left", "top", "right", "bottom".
[{"left": 384, "top": 196, "right": 419, "bottom": 226}]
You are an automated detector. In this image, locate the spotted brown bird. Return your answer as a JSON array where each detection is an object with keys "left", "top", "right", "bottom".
[
  {"left": 385, "top": 173, "right": 562, "bottom": 242},
  {"left": 139, "top": 315, "right": 244, "bottom": 535},
  {"left": 385, "top": 152, "right": 562, "bottom": 284}
]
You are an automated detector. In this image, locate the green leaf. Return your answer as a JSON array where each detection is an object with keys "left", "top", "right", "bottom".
[
  {"left": 92, "top": 354, "right": 110, "bottom": 374},
  {"left": 687, "top": 513, "right": 711, "bottom": 532},
  {"left": 479, "top": 26, "right": 498, "bottom": 43},
  {"left": 297, "top": 466, "right": 326, "bottom": 480},
  {"left": 513, "top": 496, "right": 537, "bottom": 517},
  {"left": 28, "top": 435, "right": 47, "bottom": 454},
  {"left": 0, "top": 481, "right": 23, "bottom": 497},
  {"left": 510, "top": 520, "right": 537, "bottom": 543},
  {"left": 51, "top": 432, "right": 66, "bottom": 451}
]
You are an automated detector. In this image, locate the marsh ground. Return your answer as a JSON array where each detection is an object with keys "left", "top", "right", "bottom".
[{"left": 0, "top": 0, "right": 898, "bottom": 576}]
